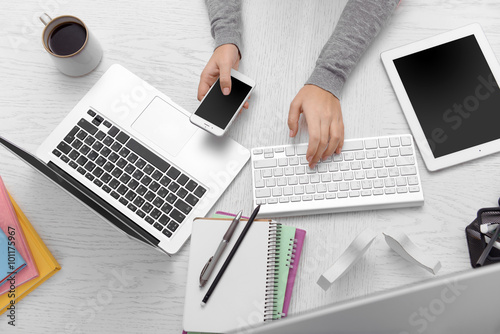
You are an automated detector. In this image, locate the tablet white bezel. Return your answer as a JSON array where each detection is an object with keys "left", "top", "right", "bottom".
[{"left": 381, "top": 23, "right": 500, "bottom": 171}]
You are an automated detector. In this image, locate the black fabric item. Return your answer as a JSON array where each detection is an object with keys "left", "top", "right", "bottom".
[{"left": 465, "top": 203, "right": 500, "bottom": 268}]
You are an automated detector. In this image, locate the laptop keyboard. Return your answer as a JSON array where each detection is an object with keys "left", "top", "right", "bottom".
[{"left": 51, "top": 109, "right": 207, "bottom": 239}]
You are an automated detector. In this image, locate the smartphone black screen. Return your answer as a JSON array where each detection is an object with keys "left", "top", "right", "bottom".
[{"left": 194, "top": 77, "right": 252, "bottom": 129}]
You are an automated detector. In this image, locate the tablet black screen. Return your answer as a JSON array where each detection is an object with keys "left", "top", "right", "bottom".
[{"left": 393, "top": 35, "right": 500, "bottom": 158}]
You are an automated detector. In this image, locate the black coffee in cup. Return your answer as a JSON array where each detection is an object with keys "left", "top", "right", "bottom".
[{"left": 48, "top": 22, "right": 87, "bottom": 56}]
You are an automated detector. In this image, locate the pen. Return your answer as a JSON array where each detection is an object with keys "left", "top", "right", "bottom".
[
  {"left": 480, "top": 223, "right": 499, "bottom": 234},
  {"left": 201, "top": 205, "right": 261, "bottom": 306},
  {"left": 477, "top": 221, "right": 500, "bottom": 267},
  {"left": 199, "top": 210, "right": 243, "bottom": 287}
]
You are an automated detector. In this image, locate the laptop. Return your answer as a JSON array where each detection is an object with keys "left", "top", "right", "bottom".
[
  {"left": 242, "top": 263, "right": 500, "bottom": 334},
  {"left": 0, "top": 64, "right": 249, "bottom": 255}
]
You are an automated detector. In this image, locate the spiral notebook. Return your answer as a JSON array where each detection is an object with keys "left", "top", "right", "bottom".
[{"left": 183, "top": 218, "right": 304, "bottom": 333}]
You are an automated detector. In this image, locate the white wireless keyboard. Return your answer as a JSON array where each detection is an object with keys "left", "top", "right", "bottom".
[{"left": 251, "top": 134, "right": 424, "bottom": 218}]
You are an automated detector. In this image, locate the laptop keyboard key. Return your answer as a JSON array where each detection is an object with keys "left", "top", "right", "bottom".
[
  {"left": 149, "top": 181, "right": 160, "bottom": 192},
  {"left": 61, "top": 155, "right": 69, "bottom": 163},
  {"left": 135, "top": 158, "right": 146, "bottom": 169},
  {"left": 194, "top": 186, "right": 207, "bottom": 198},
  {"left": 102, "top": 185, "right": 111, "bottom": 193},
  {"left": 103, "top": 162, "right": 114, "bottom": 172},
  {"left": 108, "top": 153, "right": 119, "bottom": 162},
  {"left": 160, "top": 176, "right": 171, "bottom": 187},
  {"left": 167, "top": 221, "right": 180, "bottom": 232},
  {"left": 57, "top": 142, "right": 72, "bottom": 155},
  {"left": 141, "top": 175, "right": 152, "bottom": 186},
  {"left": 166, "top": 193, "right": 177, "bottom": 204},
  {"left": 117, "top": 158, "right": 127, "bottom": 168},
  {"left": 116, "top": 132, "right": 130, "bottom": 144},
  {"left": 167, "top": 167, "right": 180, "bottom": 180},
  {"left": 185, "top": 180, "right": 197, "bottom": 192},
  {"left": 72, "top": 139, "right": 83, "bottom": 150},
  {"left": 95, "top": 156, "right": 106, "bottom": 167},
  {"left": 92, "top": 167, "right": 104, "bottom": 178},
  {"left": 144, "top": 191, "right": 156, "bottom": 202},
  {"left": 136, "top": 210, "right": 146, "bottom": 218},
  {"left": 125, "top": 190, "right": 136, "bottom": 201},
  {"left": 127, "top": 153, "right": 138, "bottom": 163},
  {"left": 119, "top": 147, "right": 130, "bottom": 158},
  {"left": 174, "top": 199, "right": 192, "bottom": 215},
  {"left": 77, "top": 167, "right": 86, "bottom": 175},
  {"left": 76, "top": 130, "right": 86, "bottom": 140},
  {"left": 101, "top": 147, "right": 111, "bottom": 157},
  {"left": 79, "top": 145, "right": 90, "bottom": 155},
  {"left": 132, "top": 170, "right": 144, "bottom": 180},
  {"left": 96, "top": 130, "right": 106, "bottom": 141},
  {"left": 110, "top": 191, "right": 119, "bottom": 199},
  {"left": 119, "top": 197, "right": 128, "bottom": 206},
  {"left": 117, "top": 185, "right": 128, "bottom": 195},
  {"left": 92, "top": 141, "right": 103, "bottom": 152},
  {"left": 144, "top": 164, "right": 154, "bottom": 175},
  {"left": 168, "top": 182, "right": 180, "bottom": 192},
  {"left": 145, "top": 216, "right": 154, "bottom": 224},
  {"left": 64, "top": 126, "right": 79, "bottom": 143},
  {"left": 151, "top": 209, "right": 161, "bottom": 220},
  {"left": 84, "top": 161, "right": 96, "bottom": 172},
  {"left": 159, "top": 215, "right": 170, "bottom": 226},
  {"left": 108, "top": 126, "right": 120, "bottom": 137},
  {"left": 153, "top": 197, "right": 164, "bottom": 208},
  {"left": 153, "top": 223, "right": 163, "bottom": 231},
  {"left": 111, "top": 142, "right": 122, "bottom": 152},
  {"left": 170, "top": 209, "right": 185, "bottom": 224},
  {"left": 100, "top": 173, "right": 112, "bottom": 183},
  {"left": 185, "top": 194, "right": 199, "bottom": 206},
  {"left": 137, "top": 185, "right": 147, "bottom": 196},
  {"left": 78, "top": 118, "right": 98, "bottom": 135},
  {"left": 162, "top": 229, "right": 172, "bottom": 238},
  {"left": 103, "top": 136, "right": 114, "bottom": 146},
  {"left": 84, "top": 136, "right": 95, "bottom": 146},
  {"left": 133, "top": 197, "right": 145, "bottom": 207},
  {"left": 177, "top": 187, "right": 188, "bottom": 198},
  {"left": 69, "top": 150, "right": 80, "bottom": 160},
  {"left": 127, "top": 203, "right": 137, "bottom": 212},
  {"left": 142, "top": 203, "right": 153, "bottom": 213},
  {"left": 128, "top": 179, "right": 139, "bottom": 190},
  {"left": 177, "top": 174, "right": 189, "bottom": 185},
  {"left": 109, "top": 179, "right": 120, "bottom": 189},
  {"left": 88, "top": 150, "right": 98, "bottom": 161},
  {"left": 87, "top": 110, "right": 96, "bottom": 117},
  {"left": 151, "top": 170, "right": 162, "bottom": 181},
  {"left": 76, "top": 156, "right": 88, "bottom": 166},
  {"left": 119, "top": 173, "right": 131, "bottom": 184},
  {"left": 157, "top": 187, "right": 168, "bottom": 198},
  {"left": 161, "top": 203, "right": 173, "bottom": 214},
  {"left": 52, "top": 149, "right": 62, "bottom": 157}
]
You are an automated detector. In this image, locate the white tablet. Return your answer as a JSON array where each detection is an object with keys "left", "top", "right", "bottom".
[{"left": 381, "top": 24, "right": 500, "bottom": 171}]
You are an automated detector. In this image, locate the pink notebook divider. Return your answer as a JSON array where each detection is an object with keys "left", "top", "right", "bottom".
[
  {"left": 214, "top": 211, "right": 250, "bottom": 219},
  {"left": 0, "top": 176, "right": 39, "bottom": 294},
  {"left": 282, "top": 228, "right": 305, "bottom": 317}
]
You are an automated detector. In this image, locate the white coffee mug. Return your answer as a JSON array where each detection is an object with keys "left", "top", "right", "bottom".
[{"left": 40, "top": 13, "right": 102, "bottom": 76}]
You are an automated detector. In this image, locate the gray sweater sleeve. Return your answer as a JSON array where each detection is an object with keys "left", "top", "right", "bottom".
[
  {"left": 206, "top": 0, "right": 242, "bottom": 52},
  {"left": 306, "top": 0, "right": 399, "bottom": 99}
]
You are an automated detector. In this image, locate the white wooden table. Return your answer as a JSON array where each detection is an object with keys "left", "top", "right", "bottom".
[{"left": 1, "top": 0, "right": 500, "bottom": 332}]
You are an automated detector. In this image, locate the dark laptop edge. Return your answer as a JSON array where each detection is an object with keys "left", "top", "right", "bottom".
[{"left": 0, "top": 136, "right": 160, "bottom": 249}]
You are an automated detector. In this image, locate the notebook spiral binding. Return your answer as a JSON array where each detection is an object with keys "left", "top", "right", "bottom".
[{"left": 263, "top": 222, "right": 298, "bottom": 321}]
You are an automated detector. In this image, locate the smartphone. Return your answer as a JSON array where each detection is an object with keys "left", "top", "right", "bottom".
[{"left": 190, "top": 69, "right": 255, "bottom": 136}]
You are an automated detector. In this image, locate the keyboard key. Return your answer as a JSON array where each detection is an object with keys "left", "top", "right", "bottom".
[
  {"left": 127, "top": 153, "right": 138, "bottom": 163},
  {"left": 119, "top": 147, "right": 130, "bottom": 158},
  {"left": 174, "top": 199, "right": 192, "bottom": 215},
  {"left": 157, "top": 187, "right": 169, "bottom": 198},
  {"left": 78, "top": 118, "right": 98, "bottom": 135},
  {"left": 103, "top": 120, "right": 112, "bottom": 128},
  {"left": 137, "top": 185, "right": 147, "bottom": 196},
  {"left": 108, "top": 126, "right": 120, "bottom": 137},
  {"left": 119, "top": 197, "right": 129, "bottom": 206},
  {"left": 151, "top": 208, "right": 162, "bottom": 220},
  {"left": 194, "top": 186, "right": 206, "bottom": 198},
  {"left": 149, "top": 181, "right": 160, "bottom": 192},
  {"left": 125, "top": 190, "right": 137, "bottom": 201},
  {"left": 109, "top": 179, "right": 120, "bottom": 189},
  {"left": 166, "top": 167, "right": 181, "bottom": 179},
  {"left": 160, "top": 176, "right": 172, "bottom": 187},
  {"left": 161, "top": 203, "right": 173, "bottom": 214},
  {"left": 153, "top": 223, "right": 163, "bottom": 231},
  {"left": 151, "top": 170, "right": 162, "bottom": 181},
  {"left": 116, "top": 132, "right": 130, "bottom": 144},
  {"left": 111, "top": 142, "right": 122, "bottom": 152},
  {"left": 103, "top": 136, "right": 114, "bottom": 147},
  {"left": 144, "top": 191, "right": 156, "bottom": 202},
  {"left": 84, "top": 136, "right": 96, "bottom": 146},
  {"left": 159, "top": 215, "right": 170, "bottom": 226},
  {"left": 110, "top": 191, "right": 120, "bottom": 199},
  {"left": 96, "top": 130, "right": 106, "bottom": 141},
  {"left": 170, "top": 209, "right": 185, "bottom": 224},
  {"left": 61, "top": 155, "right": 70, "bottom": 163},
  {"left": 133, "top": 197, "right": 145, "bottom": 207},
  {"left": 162, "top": 229, "right": 172, "bottom": 238},
  {"left": 136, "top": 210, "right": 146, "bottom": 218},
  {"left": 144, "top": 164, "right": 154, "bottom": 175},
  {"left": 342, "top": 140, "right": 364, "bottom": 151},
  {"left": 129, "top": 179, "right": 139, "bottom": 190},
  {"left": 52, "top": 149, "right": 62, "bottom": 157},
  {"left": 126, "top": 138, "right": 170, "bottom": 172},
  {"left": 133, "top": 170, "right": 144, "bottom": 180},
  {"left": 254, "top": 159, "right": 277, "bottom": 169},
  {"left": 168, "top": 182, "right": 180, "bottom": 192},
  {"left": 401, "top": 136, "right": 412, "bottom": 146},
  {"left": 87, "top": 109, "right": 96, "bottom": 117},
  {"left": 153, "top": 197, "right": 164, "bottom": 208},
  {"left": 145, "top": 216, "right": 155, "bottom": 224},
  {"left": 141, "top": 175, "right": 152, "bottom": 186},
  {"left": 100, "top": 173, "right": 112, "bottom": 183},
  {"left": 127, "top": 203, "right": 137, "bottom": 212},
  {"left": 142, "top": 203, "right": 153, "bottom": 213},
  {"left": 117, "top": 184, "right": 128, "bottom": 195},
  {"left": 167, "top": 221, "right": 179, "bottom": 232},
  {"left": 177, "top": 174, "right": 189, "bottom": 185},
  {"left": 57, "top": 142, "right": 72, "bottom": 155}
]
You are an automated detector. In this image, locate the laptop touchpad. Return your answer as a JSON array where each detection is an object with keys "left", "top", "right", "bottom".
[{"left": 132, "top": 97, "right": 197, "bottom": 157}]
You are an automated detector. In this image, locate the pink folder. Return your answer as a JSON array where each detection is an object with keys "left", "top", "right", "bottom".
[{"left": 0, "top": 177, "right": 38, "bottom": 294}]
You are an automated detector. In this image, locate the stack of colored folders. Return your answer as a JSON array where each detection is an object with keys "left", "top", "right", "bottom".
[{"left": 0, "top": 176, "right": 61, "bottom": 314}]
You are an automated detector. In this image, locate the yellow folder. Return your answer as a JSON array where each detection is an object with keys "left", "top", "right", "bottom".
[{"left": 0, "top": 193, "right": 61, "bottom": 314}]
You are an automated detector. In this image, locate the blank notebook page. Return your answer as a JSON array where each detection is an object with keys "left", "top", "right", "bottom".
[{"left": 183, "top": 219, "right": 270, "bottom": 333}]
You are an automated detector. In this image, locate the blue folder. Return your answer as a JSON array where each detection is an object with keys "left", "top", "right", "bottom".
[{"left": 0, "top": 228, "right": 26, "bottom": 287}]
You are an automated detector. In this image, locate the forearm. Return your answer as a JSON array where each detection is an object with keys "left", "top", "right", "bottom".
[
  {"left": 306, "top": 0, "right": 399, "bottom": 98},
  {"left": 205, "top": 0, "right": 242, "bottom": 52}
]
